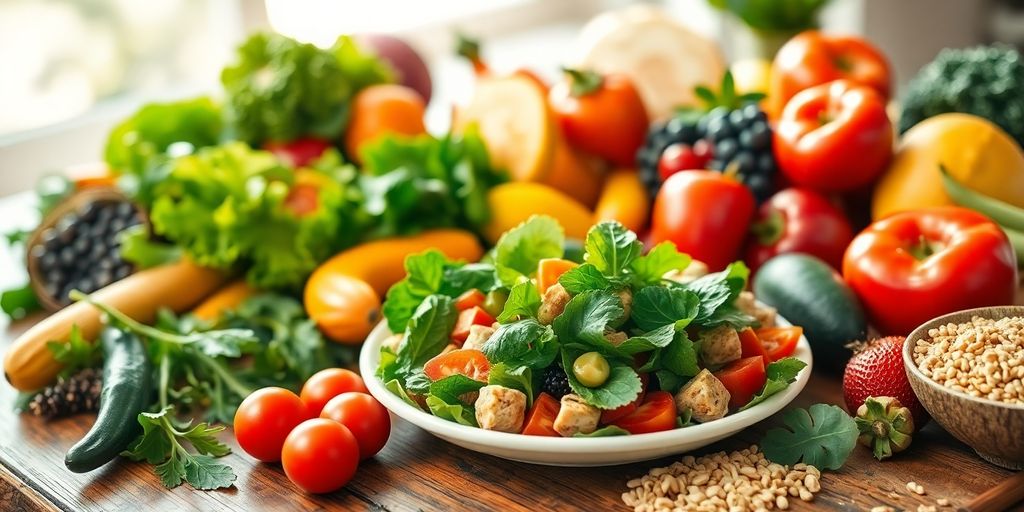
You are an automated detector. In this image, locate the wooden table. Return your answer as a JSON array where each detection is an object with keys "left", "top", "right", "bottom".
[{"left": 0, "top": 192, "right": 1018, "bottom": 512}]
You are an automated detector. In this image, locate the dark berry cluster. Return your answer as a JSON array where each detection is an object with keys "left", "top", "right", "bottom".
[{"left": 541, "top": 365, "right": 572, "bottom": 399}]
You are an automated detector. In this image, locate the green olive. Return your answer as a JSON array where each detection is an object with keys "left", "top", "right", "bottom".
[
  {"left": 573, "top": 351, "right": 610, "bottom": 388},
  {"left": 483, "top": 289, "right": 509, "bottom": 317}
]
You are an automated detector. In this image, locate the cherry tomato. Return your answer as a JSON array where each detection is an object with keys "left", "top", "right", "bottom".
[
  {"left": 657, "top": 141, "right": 714, "bottom": 182},
  {"left": 650, "top": 170, "right": 756, "bottom": 271},
  {"left": 233, "top": 387, "right": 310, "bottom": 462},
  {"left": 423, "top": 349, "right": 490, "bottom": 382},
  {"left": 300, "top": 368, "right": 369, "bottom": 417},
  {"left": 451, "top": 307, "right": 496, "bottom": 344},
  {"left": 344, "top": 84, "right": 426, "bottom": 165},
  {"left": 737, "top": 327, "right": 768, "bottom": 363},
  {"left": 320, "top": 392, "right": 391, "bottom": 460},
  {"left": 756, "top": 327, "right": 802, "bottom": 361},
  {"left": 601, "top": 373, "right": 649, "bottom": 424},
  {"left": 263, "top": 137, "right": 331, "bottom": 168},
  {"left": 768, "top": 31, "right": 891, "bottom": 118},
  {"left": 281, "top": 419, "right": 360, "bottom": 494},
  {"left": 549, "top": 69, "right": 649, "bottom": 167},
  {"left": 521, "top": 392, "right": 560, "bottom": 437},
  {"left": 454, "top": 289, "right": 486, "bottom": 311},
  {"left": 612, "top": 391, "right": 677, "bottom": 434},
  {"left": 714, "top": 356, "right": 767, "bottom": 408},
  {"left": 743, "top": 187, "right": 854, "bottom": 272}
]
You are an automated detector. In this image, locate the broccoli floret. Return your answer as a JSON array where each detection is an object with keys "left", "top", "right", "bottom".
[{"left": 899, "top": 46, "right": 1024, "bottom": 146}]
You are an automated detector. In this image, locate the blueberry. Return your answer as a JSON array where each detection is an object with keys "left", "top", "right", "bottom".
[
  {"left": 115, "top": 202, "right": 134, "bottom": 219},
  {"left": 706, "top": 118, "right": 733, "bottom": 142},
  {"left": 94, "top": 269, "right": 113, "bottom": 288},
  {"left": 41, "top": 228, "right": 60, "bottom": 251},
  {"left": 38, "top": 250, "right": 58, "bottom": 272},
  {"left": 742, "top": 103, "right": 767, "bottom": 123},
  {"left": 746, "top": 173, "right": 773, "bottom": 200},
  {"left": 89, "top": 243, "right": 106, "bottom": 260},
  {"left": 715, "top": 139, "right": 739, "bottom": 162},
  {"left": 114, "top": 264, "right": 133, "bottom": 281},
  {"left": 708, "top": 159, "right": 726, "bottom": 171},
  {"left": 58, "top": 247, "right": 76, "bottom": 266},
  {"left": 96, "top": 205, "right": 114, "bottom": 225},
  {"left": 98, "top": 258, "right": 115, "bottom": 271},
  {"left": 108, "top": 217, "right": 127, "bottom": 235},
  {"left": 55, "top": 215, "right": 77, "bottom": 243},
  {"left": 72, "top": 237, "right": 90, "bottom": 256},
  {"left": 728, "top": 109, "right": 749, "bottom": 130},
  {"left": 79, "top": 202, "right": 99, "bottom": 222},
  {"left": 747, "top": 121, "right": 771, "bottom": 150},
  {"left": 758, "top": 153, "right": 777, "bottom": 173},
  {"left": 45, "top": 268, "right": 64, "bottom": 286},
  {"left": 76, "top": 276, "right": 96, "bottom": 294},
  {"left": 733, "top": 151, "right": 756, "bottom": 175}
]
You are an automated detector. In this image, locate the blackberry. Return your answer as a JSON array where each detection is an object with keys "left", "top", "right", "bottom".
[
  {"left": 541, "top": 365, "right": 572, "bottom": 399},
  {"left": 634, "top": 72, "right": 778, "bottom": 201}
]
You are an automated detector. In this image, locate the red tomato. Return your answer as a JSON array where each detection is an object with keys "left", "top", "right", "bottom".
[
  {"left": 737, "top": 327, "right": 768, "bottom": 362},
  {"left": 454, "top": 289, "right": 486, "bottom": 311},
  {"left": 521, "top": 392, "right": 560, "bottom": 436},
  {"left": 300, "top": 368, "right": 369, "bottom": 417},
  {"left": 451, "top": 306, "right": 496, "bottom": 344},
  {"left": 650, "top": 171, "right": 756, "bottom": 271},
  {"left": 657, "top": 140, "right": 714, "bottom": 182},
  {"left": 756, "top": 327, "right": 802, "bottom": 361},
  {"left": 773, "top": 80, "right": 893, "bottom": 192},
  {"left": 613, "top": 391, "right": 677, "bottom": 434},
  {"left": 423, "top": 349, "right": 490, "bottom": 382},
  {"left": 549, "top": 69, "right": 650, "bottom": 167},
  {"left": 281, "top": 419, "right": 360, "bottom": 494},
  {"left": 843, "top": 207, "right": 1017, "bottom": 335},
  {"left": 233, "top": 387, "right": 310, "bottom": 462},
  {"left": 264, "top": 137, "right": 332, "bottom": 168},
  {"left": 320, "top": 392, "right": 391, "bottom": 460},
  {"left": 600, "top": 372, "right": 649, "bottom": 424},
  {"left": 768, "top": 31, "right": 891, "bottom": 118},
  {"left": 743, "top": 188, "right": 854, "bottom": 272},
  {"left": 714, "top": 356, "right": 767, "bottom": 408}
]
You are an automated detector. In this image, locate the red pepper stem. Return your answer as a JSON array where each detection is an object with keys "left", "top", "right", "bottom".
[
  {"left": 750, "top": 210, "right": 785, "bottom": 246},
  {"left": 908, "top": 235, "right": 938, "bottom": 260},
  {"left": 562, "top": 67, "right": 604, "bottom": 97},
  {"left": 455, "top": 33, "right": 488, "bottom": 74}
]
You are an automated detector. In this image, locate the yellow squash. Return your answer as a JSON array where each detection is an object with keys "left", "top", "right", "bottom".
[
  {"left": 873, "top": 113, "right": 1024, "bottom": 220},
  {"left": 483, "top": 182, "right": 593, "bottom": 244},
  {"left": 4, "top": 260, "right": 227, "bottom": 391},
  {"left": 593, "top": 169, "right": 649, "bottom": 233},
  {"left": 191, "top": 280, "right": 258, "bottom": 322}
]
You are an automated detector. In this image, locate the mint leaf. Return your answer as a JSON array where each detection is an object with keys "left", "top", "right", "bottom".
[
  {"left": 552, "top": 290, "right": 624, "bottom": 355},
  {"left": 395, "top": 295, "right": 457, "bottom": 374},
  {"left": 760, "top": 404, "right": 858, "bottom": 470},
  {"left": 573, "top": 425, "right": 630, "bottom": 437},
  {"left": 481, "top": 319, "right": 558, "bottom": 370},
  {"left": 561, "top": 349, "right": 641, "bottom": 410},
  {"left": 497, "top": 281, "right": 541, "bottom": 323},
  {"left": 494, "top": 215, "right": 565, "bottom": 286},
  {"left": 426, "top": 395, "right": 477, "bottom": 426},
  {"left": 558, "top": 263, "right": 611, "bottom": 294},
  {"left": 629, "top": 241, "right": 691, "bottom": 285},
  {"left": 631, "top": 286, "right": 699, "bottom": 331},
  {"left": 429, "top": 374, "right": 485, "bottom": 404},
  {"left": 488, "top": 363, "right": 535, "bottom": 407},
  {"left": 584, "top": 221, "right": 642, "bottom": 277},
  {"left": 740, "top": 357, "right": 807, "bottom": 411}
]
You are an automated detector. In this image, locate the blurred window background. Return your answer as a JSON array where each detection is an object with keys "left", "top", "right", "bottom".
[{"left": 0, "top": 0, "right": 1017, "bottom": 194}]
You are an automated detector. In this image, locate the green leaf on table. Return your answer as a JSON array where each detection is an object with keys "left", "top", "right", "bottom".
[
  {"left": 740, "top": 357, "right": 808, "bottom": 411},
  {"left": 630, "top": 286, "right": 699, "bottom": 331},
  {"left": 481, "top": 319, "right": 558, "bottom": 370},
  {"left": 184, "top": 454, "right": 237, "bottom": 490},
  {"left": 573, "top": 425, "right": 631, "bottom": 437},
  {"left": 558, "top": 263, "right": 611, "bottom": 294},
  {"left": 426, "top": 395, "right": 477, "bottom": 426},
  {"left": 561, "top": 349, "right": 641, "bottom": 410},
  {"left": 760, "top": 404, "right": 859, "bottom": 470},
  {"left": 122, "top": 406, "right": 237, "bottom": 490},
  {"left": 123, "top": 408, "right": 176, "bottom": 464},
  {"left": 181, "top": 422, "right": 232, "bottom": 457},
  {"left": 47, "top": 325, "right": 102, "bottom": 378},
  {"left": 1, "top": 282, "right": 40, "bottom": 320},
  {"left": 155, "top": 455, "right": 187, "bottom": 489},
  {"left": 584, "top": 221, "right": 642, "bottom": 278},
  {"left": 497, "top": 280, "right": 541, "bottom": 323},
  {"left": 629, "top": 241, "right": 691, "bottom": 286},
  {"left": 488, "top": 363, "right": 535, "bottom": 406},
  {"left": 493, "top": 215, "right": 565, "bottom": 286}
]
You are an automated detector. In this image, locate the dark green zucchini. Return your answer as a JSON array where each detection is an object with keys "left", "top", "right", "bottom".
[
  {"left": 65, "top": 327, "right": 151, "bottom": 473},
  {"left": 753, "top": 253, "right": 866, "bottom": 368}
]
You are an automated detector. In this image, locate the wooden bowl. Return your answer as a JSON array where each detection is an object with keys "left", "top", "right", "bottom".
[{"left": 903, "top": 306, "right": 1024, "bottom": 469}]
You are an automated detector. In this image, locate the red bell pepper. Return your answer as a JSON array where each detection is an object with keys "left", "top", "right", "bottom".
[
  {"left": 843, "top": 207, "right": 1017, "bottom": 335},
  {"left": 744, "top": 188, "right": 854, "bottom": 272},
  {"left": 773, "top": 80, "right": 893, "bottom": 192}
]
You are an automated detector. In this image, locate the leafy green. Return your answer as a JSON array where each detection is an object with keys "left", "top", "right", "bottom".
[
  {"left": 488, "top": 363, "right": 536, "bottom": 406},
  {"left": 629, "top": 242, "right": 691, "bottom": 286},
  {"left": 122, "top": 406, "right": 235, "bottom": 490},
  {"left": 426, "top": 395, "right": 477, "bottom": 426},
  {"left": 429, "top": 374, "right": 485, "bottom": 405},
  {"left": 388, "top": 295, "right": 457, "bottom": 381},
  {"left": 493, "top": 216, "right": 565, "bottom": 286},
  {"left": 118, "top": 225, "right": 182, "bottom": 269},
  {"left": 384, "top": 379, "right": 422, "bottom": 410},
  {"left": 149, "top": 142, "right": 358, "bottom": 289},
  {"left": 631, "top": 286, "right": 700, "bottom": 331},
  {"left": 558, "top": 263, "right": 611, "bottom": 294},
  {"left": 740, "top": 357, "right": 807, "bottom": 411},
  {"left": 481, "top": 319, "right": 558, "bottom": 370},
  {"left": 552, "top": 290, "right": 625, "bottom": 356},
  {"left": 616, "top": 324, "right": 676, "bottom": 355},
  {"left": 561, "top": 349, "right": 642, "bottom": 410},
  {"left": 707, "top": 0, "right": 828, "bottom": 33},
  {"left": 1, "top": 283, "right": 40, "bottom": 321},
  {"left": 47, "top": 325, "right": 102, "bottom": 378},
  {"left": 496, "top": 281, "right": 540, "bottom": 323},
  {"left": 639, "top": 332, "right": 700, "bottom": 392},
  {"left": 573, "top": 425, "right": 630, "bottom": 437},
  {"left": 684, "top": 262, "right": 754, "bottom": 328},
  {"left": 359, "top": 130, "right": 504, "bottom": 236},
  {"left": 220, "top": 33, "right": 391, "bottom": 144},
  {"left": 760, "top": 404, "right": 859, "bottom": 470},
  {"left": 584, "top": 221, "right": 643, "bottom": 278}
]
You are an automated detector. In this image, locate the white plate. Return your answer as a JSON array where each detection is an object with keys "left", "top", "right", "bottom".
[{"left": 359, "top": 315, "right": 812, "bottom": 467}]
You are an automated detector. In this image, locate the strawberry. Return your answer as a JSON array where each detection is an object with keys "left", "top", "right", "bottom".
[{"left": 842, "top": 336, "right": 929, "bottom": 426}]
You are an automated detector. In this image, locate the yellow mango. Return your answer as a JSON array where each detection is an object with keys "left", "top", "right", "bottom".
[{"left": 484, "top": 183, "right": 593, "bottom": 243}]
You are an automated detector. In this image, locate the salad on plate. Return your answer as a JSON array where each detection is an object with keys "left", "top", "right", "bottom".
[{"left": 376, "top": 216, "right": 807, "bottom": 437}]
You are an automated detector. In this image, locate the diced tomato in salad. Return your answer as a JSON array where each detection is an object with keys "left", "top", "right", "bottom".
[
  {"left": 755, "top": 327, "right": 801, "bottom": 361},
  {"left": 454, "top": 289, "right": 486, "bottom": 311},
  {"left": 738, "top": 327, "right": 768, "bottom": 362},
  {"left": 451, "top": 306, "right": 496, "bottom": 344},
  {"left": 522, "top": 393, "right": 561, "bottom": 436},
  {"left": 714, "top": 356, "right": 767, "bottom": 408},
  {"left": 612, "top": 391, "right": 677, "bottom": 434},
  {"left": 424, "top": 349, "right": 490, "bottom": 382}
]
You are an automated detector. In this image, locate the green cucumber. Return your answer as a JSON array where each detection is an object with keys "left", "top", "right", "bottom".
[
  {"left": 65, "top": 327, "right": 151, "bottom": 473},
  {"left": 753, "top": 254, "right": 866, "bottom": 368}
]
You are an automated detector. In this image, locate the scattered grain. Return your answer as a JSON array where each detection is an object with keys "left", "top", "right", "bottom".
[
  {"left": 906, "top": 481, "right": 926, "bottom": 495},
  {"left": 936, "top": 498, "right": 950, "bottom": 507}
]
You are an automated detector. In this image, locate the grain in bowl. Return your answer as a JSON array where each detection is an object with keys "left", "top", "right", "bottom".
[{"left": 912, "top": 315, "right": 1024, "bottom": 404}]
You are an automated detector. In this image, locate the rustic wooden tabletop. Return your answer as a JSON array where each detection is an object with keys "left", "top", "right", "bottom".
[{"left": 0, "top": 192, "right": 1019, "bottom": 512}]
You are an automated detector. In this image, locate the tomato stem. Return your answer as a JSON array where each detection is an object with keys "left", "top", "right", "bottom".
[
  {"left": 455, "top": 33, "right": 488, "bottom": 75},
  {"left": 908, "top": 235, "right": 941, "bottom": 260},
  {"left": 562, "top": 67, "right": 604, "bottom": 97}
]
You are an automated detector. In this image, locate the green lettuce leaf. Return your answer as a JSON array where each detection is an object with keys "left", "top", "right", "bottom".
[
  {"left": 583, "top": 221, "right": 643, "bottom": 278},
  {"left": 480, "top": 319, "right": 558, "bottom": 370},
  {"left": 487, "top": 363, "right": 536, "bottom": 407},
  {"left": 493, "top": 216, "right": 565, "bottom": 286},
  {"left": 496, "top": 281, "right": 540, "bottom": 323},
  {"left": 629, "top": 241, "right": 691, "bottom": 286},
  {"left": 740, "top": 357, "right": 807, "bottom": 411},
  {"left": 558, "top": 263, "right": 611, "bottom": 294}
]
